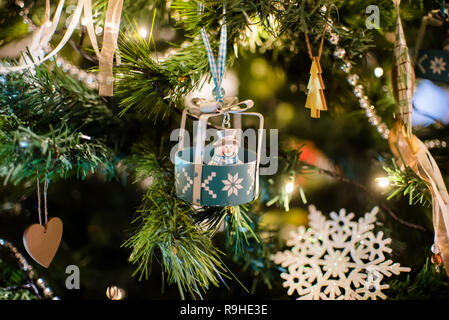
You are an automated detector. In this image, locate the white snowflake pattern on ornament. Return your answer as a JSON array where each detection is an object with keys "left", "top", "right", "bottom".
[
  {"left": 222, "top": 172, "right": 243, "bottom": 196},
  {"left": 430, "top": 56, "right": 447, "bottom": 75},
  {"left": 271, "top": 205, "right": 410, "bottom": 300}
]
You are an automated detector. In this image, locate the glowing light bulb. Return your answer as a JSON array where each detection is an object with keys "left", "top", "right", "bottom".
[
  {"left": 376, "top": 177, "right": 390, "bottom": 188},
  {"left": 286, "top": 181, "right": 294, "bottom": 193},
  {"left": 374, "top": 67, "right": 384, "bottom": 78},
  {"left": 139, "top": 28, "right": 148, "bottom": 38}
]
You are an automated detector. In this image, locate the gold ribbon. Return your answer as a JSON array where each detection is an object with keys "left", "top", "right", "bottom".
[
  {"left": 389, "top": 121, "right": 449, "bottom": 275},
  {"left": 98, "top": 0, "right": 123, "bottom": 96}
]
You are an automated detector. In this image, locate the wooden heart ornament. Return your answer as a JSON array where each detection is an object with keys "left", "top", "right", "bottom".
[{"left": 23, "top": 217, "right": 63, "bottom": 268}]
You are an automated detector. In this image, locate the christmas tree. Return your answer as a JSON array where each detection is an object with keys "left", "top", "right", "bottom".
[{"left": 0, "top": 0, "right": 449, "bottom": 302}]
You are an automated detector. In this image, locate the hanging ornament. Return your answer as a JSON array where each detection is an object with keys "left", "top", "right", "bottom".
[
  {"left": 175, "top": 98, "right": 263, "bottom": 207},
  {"left": 303, "top": 9, "right": 331, "bottom": 118},
  {"left": 388, "top": 121, "right": 449, "bottom": 275},
  {"left": 413, "top": 5, "right": 449, "bottom": 83},
  {"left": 271, "top": 205, "right": 410, "bottom": 300},
  {"left": 305, "top": 57, "right": 327, "bottom": 118},
  {"left": 174, "top": 2, "right": 264, "bottom": 207},
  {"left": 23, "top": 177, "right": 63, "bottom": 268},
  {"left": 392, "top": 0, "right": 415, "bottom": 138},
  {"left": 389, "top": 0, "right": 449, "bottom": 276}
]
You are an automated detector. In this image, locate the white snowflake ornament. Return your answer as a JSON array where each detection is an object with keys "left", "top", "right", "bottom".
[{"left": 271, "top": 205, "right": 410, "bottom": 300}]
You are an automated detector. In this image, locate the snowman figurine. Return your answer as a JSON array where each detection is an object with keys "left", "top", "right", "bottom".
[{"left": 208, "top": 129, "right": 242, "bottom": 165}]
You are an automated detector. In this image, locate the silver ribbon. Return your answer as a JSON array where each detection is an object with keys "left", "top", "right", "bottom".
[{"left": 189, "top": 96, "right": 254, "bottom": 115}]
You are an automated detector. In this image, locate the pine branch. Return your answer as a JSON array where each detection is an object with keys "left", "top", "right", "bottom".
[
  {"left": 0, "top": 63, "right": 121, "bottom": 183},
  {"left": 123, "top": 147, "right": 228, "bottom": 299},
  {"left": 116, "top": 22, "right": 212, "bottom": 119},
  {"left": 0, "top": 116, "right": 116, "bottom": 184},
  {"left": 263, "top": 148, "right": 307, "bottom": 211},
  {"left": 387, "top": 258, "right": 449, "bottom": 300},
  {"left": 383, "top": 159, "right": 432, "bottom": 207},
  {"left": 170, "top": 0, "right": 373, "bottom": 61}
]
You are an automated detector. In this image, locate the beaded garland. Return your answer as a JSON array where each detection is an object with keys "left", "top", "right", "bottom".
[
  {"left": 327, "top": 28, "right": 390, "bottom": 140},
  {"left": 0, "top": 238, "right": 59, "bottom": 300},
  {"left": 328, "top": 24, "right": 447, "bottom": 150}
]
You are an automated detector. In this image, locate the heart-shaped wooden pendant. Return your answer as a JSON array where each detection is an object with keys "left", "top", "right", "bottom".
[{"left": 23, "top": 217, "right": 63, "bottom": 268}]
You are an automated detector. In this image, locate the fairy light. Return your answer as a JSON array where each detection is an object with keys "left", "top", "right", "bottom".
[
  {"left": 374, "top": 67, "right": 384, "bottom": 78},
  {"left": 376, "top": 177, "right": 390, "bottom": 188},
  {"left": 286, "top": 181, "right": 295, "bottom": 193},
  {"left": 139, "top": 28, "right": 148, "bottom": 38},
  {"left": 106, "top": 285, "right": 126, "bottom": 300}
]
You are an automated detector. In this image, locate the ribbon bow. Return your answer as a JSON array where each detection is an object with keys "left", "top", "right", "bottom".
[
  {"left": 189, "top": 96, "right": 254, "bottom": 115},
  {"left": 389, "top": 120, "right": 449, "bottom": 275}
]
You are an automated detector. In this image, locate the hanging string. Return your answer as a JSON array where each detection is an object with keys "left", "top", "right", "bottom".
[
  {"left": 304, "top": 8, "right": 332, "bottom": 60},
  {"left": 36, "top": 176, "right": 49, "bottom": 228},
  {"left": 198, "top": 1, "right": 227, "bottom": 103},
  {"left": 44, "top": 178, "right": 49, "bottom": 227},
  {"left": 36, "top": 177, "right": 42, "bottom": 226}
]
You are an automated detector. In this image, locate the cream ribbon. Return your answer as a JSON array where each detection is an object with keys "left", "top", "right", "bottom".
[
  {"left": 0, "top": 0, "right": 123, "bottom": 97},
  {"left": 98, "top": 0, "right": 123, "bottom": 96},
  {"left": 0, "top": 0, "right": 82, "bottom": 74},
  {"left": 83, "top": 0, "right": 101, "bottom": 59},
  {"left": 389, "top": 121, "right": 449, "bottom": 275},
  {"left": 189, "top": 96, "right": 254, "bottom": 115}
]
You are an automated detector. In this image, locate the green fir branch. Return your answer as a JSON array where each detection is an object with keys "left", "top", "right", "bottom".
[
  {"left": 383, "top": 159, "right": 432, "bottom": 206},
  {"left": 0, "top": 64, "right": 120, "bottom": 183},
  {"left": 123, "top": 188, "right": 227, "bottom": 299},
  {"left": 223, "top": 205, "right": 260, "bottom": 256},
  {"left": 0, "top": 116, "right": 116, "bottom": 184},
  {"left": 116, "top": 21, "right": 211, "bottom": 119},
  {"left": 123, "top": 148, "right": 228, "bottom": 299},
  {"left": 387, "top": 258, "right": 449, "bottom": 300}
]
